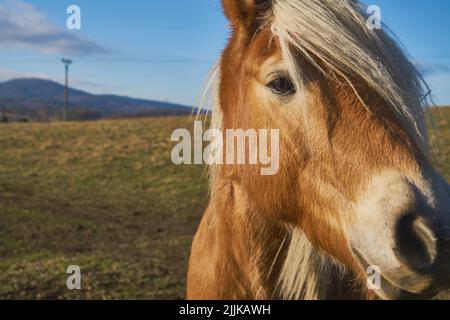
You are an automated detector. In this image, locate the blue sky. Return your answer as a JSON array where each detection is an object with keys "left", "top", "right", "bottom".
[{"left": 0, "top": 0, "right": 449, "bottom": 106}]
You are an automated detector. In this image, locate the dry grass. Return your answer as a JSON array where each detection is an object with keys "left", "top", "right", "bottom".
[
  {"left": 0, "top": 116, "right": 208, "bottom": 299},
  {"left": 0, "top": 110, "right": 449, "bottom": 300}
]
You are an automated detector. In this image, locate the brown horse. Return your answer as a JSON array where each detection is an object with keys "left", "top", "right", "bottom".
[{"left": 187, "top": 0, "right": 450, "bottom": 300}]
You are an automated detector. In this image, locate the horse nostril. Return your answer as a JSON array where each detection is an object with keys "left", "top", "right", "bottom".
[{"left": 395, "top": 214, "right": 437, "bottom": 272}]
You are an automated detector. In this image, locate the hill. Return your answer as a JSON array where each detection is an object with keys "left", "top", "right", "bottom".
[{"left": 0, "top": 78, "right": 193, "bottom": 121}]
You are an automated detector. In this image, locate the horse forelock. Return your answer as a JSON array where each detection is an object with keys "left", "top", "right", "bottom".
[{"left": 270, "top": 0, "right": 431, "bottom": 156}]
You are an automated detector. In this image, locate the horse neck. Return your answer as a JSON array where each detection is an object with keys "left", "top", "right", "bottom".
[
  {"left": 206, "top": 180, "right": 282, "bottom": 299},
  {"left": 209, "top": 177, "right": 368, "bottom": 300},
  {"left": 209, "top": 178, "right": 325, "bottom": 299}
]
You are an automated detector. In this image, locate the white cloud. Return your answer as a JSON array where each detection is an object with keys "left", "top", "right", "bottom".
[
  {"left": 0, "top": 67, "right": 50, "bottom": 81},
  {"left": 0, "top": 67, "right": 119, "bottom": 94},
  {"left": 412, "top": 59, "right": 450, "bottom": 76},
  {"left": 0, "top": 0, "right": 108, "bottom": 56}
]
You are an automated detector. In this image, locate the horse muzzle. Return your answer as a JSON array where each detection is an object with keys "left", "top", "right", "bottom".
[{"left": 348, "top": 169, "right": 450, "bottom": 299}]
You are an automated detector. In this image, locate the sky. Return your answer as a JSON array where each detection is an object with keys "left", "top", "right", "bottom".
[{"left": 0, "top": 0, "right": 449, "bottom": 106}]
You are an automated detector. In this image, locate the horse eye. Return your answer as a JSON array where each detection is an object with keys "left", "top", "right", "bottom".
[{"left": 267, "top": 77, "right": 296, "bottom": 96}]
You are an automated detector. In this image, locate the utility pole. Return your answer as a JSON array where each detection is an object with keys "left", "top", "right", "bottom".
[{"left": 61, "top": 58, "right": 73, "bottom": 121}]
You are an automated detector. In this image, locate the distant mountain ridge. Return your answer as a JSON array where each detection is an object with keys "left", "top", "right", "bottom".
[{"left": 0, "top": 78, "right": 193, "bottom": 121}]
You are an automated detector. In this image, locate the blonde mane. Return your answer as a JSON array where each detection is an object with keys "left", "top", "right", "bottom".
[
  {"left": 276, "top": 228, "right": 334, "bottom": 300},
  {"left": 197, "top": 0, "right": 434, "bottom": 300},
  {"left": 271, "top": 0, "right": 431, "bottom": 155}
]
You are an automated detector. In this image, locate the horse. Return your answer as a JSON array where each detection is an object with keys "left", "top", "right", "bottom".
[{"left": 187, "top": 0, "right": 450, "bottom": 300}]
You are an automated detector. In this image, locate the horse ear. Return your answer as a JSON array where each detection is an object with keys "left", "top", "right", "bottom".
[{"left": 222, "top": 0, "right": 272, "bottom": 30}]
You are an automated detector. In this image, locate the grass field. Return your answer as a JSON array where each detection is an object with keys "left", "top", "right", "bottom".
[
  {"left": 0, "top": 116, "right": 208, "bottom": 299},
  {"left": 0, "top": 109, "right": 449, "bottom": 300}
]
